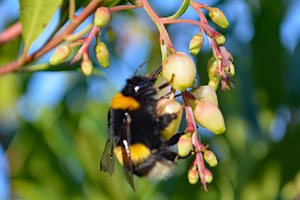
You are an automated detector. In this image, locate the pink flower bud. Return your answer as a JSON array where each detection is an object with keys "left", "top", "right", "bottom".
[
  {"left": 188, "top": 166, "right": 199, "bottom": 184},
  {"left": 95, "top": 42, "right": 109, "bottom": 68},
  {"left": 49, "top": 45, "right": 71, "bottom": 65},
  {"left": 209, "top": 7, "right": 229, "bottom": 29},
  {"left": 156, "top": 99, "right": 183, "bottom": 140},
  {"left": 204, "top": 150, "right": 218, "bottom": 167},
  {"left": 177, "top": 133, "right": 193, "bottom": 157},
  {"left": 203, "top": 169, "right": 213, "bottom": 183},
  {"left": 94, "top": 7, "right": 111, "bottom": 28},
  {"left": 162, "top": 52, "right": 196, "bottom": 91},
  {"left": 81, "top": 60, "right": 93, "bottom": 76},
  {"left": 189, "top": 34, "right": 204, "bottom": 56},
  {"left": 190, "top": 85, "right": 218, "bottom": 107},
  {"left": 194, "top": 102, "right": 226, "bottom": 134}
]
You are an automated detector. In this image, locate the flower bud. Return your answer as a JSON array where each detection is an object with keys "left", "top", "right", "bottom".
[
  {"left": 208, "top": 7, "right": 229, "bottom": 29},
  {"left": 49, "top": 45, "right": 71, "bottom": 65},
  {"left": 190, "top": 85, "right": 218, "bottom": 108},
  {"left": 188, "top": 166, "right": 199, "bottom": 184},
  {"left": 94, "top": 7, "right": 111, "bottom": 28},
  {"left": 215, "top": 34, "right": 226, "bottom": 45},
  {"left": 204, "top": 150, "right": 218, "bottom": 167},
  {"left": 224, "top": 61, "right": 235, "bottom": 77},
  {"left": 95, "top": 42, "right": 109, "bottom": 68},
  {"left": 156, "top": 99, "right": 183, "bottom": 140},
  {"left": 162, "top": 52, "right": 196, "bottom": 91},
  {"left": 203, "top": 169, "right": 213, "bottom": 183},
  {"left": 207, "top": 57, "right": 220, "bottom": 79},
  {"left": 194, "top": 101, "right": 226, "bottom": 134},
  {"left": 208, "top": 76, "right": 220, "bottom": 91},
  {"left": 177, "top": 133, "right": 193, "bottom": 157},
  {"left": 81, "top": 60, "right": 93, "bottom": 76},
  {"left": 189, "top": 34, "right": 204, "bottom": 56}
]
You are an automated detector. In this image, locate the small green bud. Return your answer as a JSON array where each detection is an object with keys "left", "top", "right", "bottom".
[
  {"left": 49, "top": 45, "right": 71, "bottom": 65},
  {"left": 94, "top": 7, "right": 111, "bottom": 28},
  {"left": 209, "top": 7, "right": 229, "bottom": 29},
  {"left": 189, "top": 34, "right": 204, "bottom": 56},
  {"left": 204, "top": 150, "right": 218, "bottom": 167},
  {"left": 177, "top": 133, "right": 193, "bottom": 157},
  {"left": 203, "top": 169, "right": 213, "bottom": 183},
  {"left": 162, "top": 52, "right": 196, "bottom": 91},
  {"left": 215, "top": 34, "right": 226, "bottom": 45},
  {"left": 188, "top": 166, "right": 199, "bottom": 184},
  {"left": 81, "top": 60, "right": 93, "bottom": 76},
  {"left": 224, "top": 61, "right": 235, "bottom": 77},
  {"left": 194, "top": 101, "right": 226, "bottom": 134},
  {"left": 95, "top": 42, "right": 109, "bottom": 68}
]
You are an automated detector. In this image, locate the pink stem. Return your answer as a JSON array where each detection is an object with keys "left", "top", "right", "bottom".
[
  {"left": 209, "top": 37, "right": 222, "bottom": 59},
  {"left": 109, "top": 3, "right": 142, "bottom": 13},
  {"left": 161, "top": 18, "right": 220, "bottom": 38},
  {"left": 182, "top": 91, "right": 208, "bottom": 191},
  {"left": 0, "top": 21, "right": 22, "bottom": 46},
  {"left": 189, "top": 0, "right": 208, "bottom": 23},
  {"left": 141, "top": 0, "right": 175, "bottom": 52},
  {"left": 71, "top": 25, "right": 99, "bottom": 64},
  {"left": 219, "top": 46, "right": 230, "bottom": 71}
]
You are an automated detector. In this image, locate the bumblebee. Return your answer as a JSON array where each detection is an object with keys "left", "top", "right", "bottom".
[{"left": 100, "top": 71, "right": 183, "bottom": 191}]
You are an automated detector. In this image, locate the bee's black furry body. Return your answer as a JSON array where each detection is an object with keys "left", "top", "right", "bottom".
[{"left": 101, "top": 76, "right": 179, "bottom": 189}]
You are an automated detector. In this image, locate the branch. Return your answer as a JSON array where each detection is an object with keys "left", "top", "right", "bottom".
[
  {"left": 0, "top": 21, "right": 22, "bottom": 46},
  {"left": 0, "top": 0, "right": 101, "bottom": 75},
  {"left": 141, "top": 0, "right": 175, "bottom": 52}
]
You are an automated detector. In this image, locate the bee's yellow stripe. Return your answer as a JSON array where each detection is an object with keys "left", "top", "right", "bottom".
[
  {"left": 114, "top": 143, "right": 151, "bottom": 165},
  {"left": 110, "top": 92, "right": 140, "bottom": 111}
]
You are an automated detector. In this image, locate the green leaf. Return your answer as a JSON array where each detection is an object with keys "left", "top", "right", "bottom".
[
  {"left": 19, "top": 0, "right": 62, "bottom": 50},
  {"left": 0, "top": 37, "right": 21, "bottom": 66}
]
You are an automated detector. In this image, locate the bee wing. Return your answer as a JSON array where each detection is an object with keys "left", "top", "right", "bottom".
[
  {"left": 100, "top": 136, "right": 115, "bottom": 177},
  {"left": 122, "top": 112, "right": 135, "bottom": 191}
]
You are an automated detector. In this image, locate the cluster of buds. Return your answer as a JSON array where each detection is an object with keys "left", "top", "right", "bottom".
[
  {"left": 206, "top": 55, "right": 235, "bottom": 91},
  {"left": 49, "top": 6, "right": 111, "bottom": 76},
  {"left": 161, "top": 52, "right": 226, "bottom": 135},
  {"left": 158, "top": 51, "right": 226, "bottom": 190}
]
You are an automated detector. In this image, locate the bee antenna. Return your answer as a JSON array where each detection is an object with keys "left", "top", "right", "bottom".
[
  {"left": 133, "top": 56, "right": 153, "bottom": 77},
  {"left": 150, "top": 65, "right": 162, "bottom": 78}
]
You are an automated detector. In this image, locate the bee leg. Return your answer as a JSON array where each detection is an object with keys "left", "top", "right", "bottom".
[
  {"left": 175, "top": 151, "right": 194, "bottom": 161},
  {"left": 156, "top": 75, "right": 176, "bottom": 93},
  {"left": 166, "top": 131, "right": 185, "bottom": 146},
  {"left": 156, "top": 113, "right": 177, "bottom": 130}
]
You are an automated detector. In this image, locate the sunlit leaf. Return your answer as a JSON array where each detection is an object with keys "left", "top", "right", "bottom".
[{"left": 19, "top": 0, "right": 62, "bottom": 50}]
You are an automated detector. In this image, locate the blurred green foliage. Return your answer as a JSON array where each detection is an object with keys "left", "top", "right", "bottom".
[{"left": 1, "top": 0, "right": 300, "bottom": 199}]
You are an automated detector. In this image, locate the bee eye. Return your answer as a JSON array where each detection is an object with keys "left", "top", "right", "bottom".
[
  {"left": 134, "top": 81, "right": 152, "bottom": 92},
  {"left": 134, "top": 86, "right": 140, "bottom": 92}
]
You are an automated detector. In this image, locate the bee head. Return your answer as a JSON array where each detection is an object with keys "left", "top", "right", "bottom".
[{"left": 122, "top": 76, "right": 156, "bottom": 98}]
